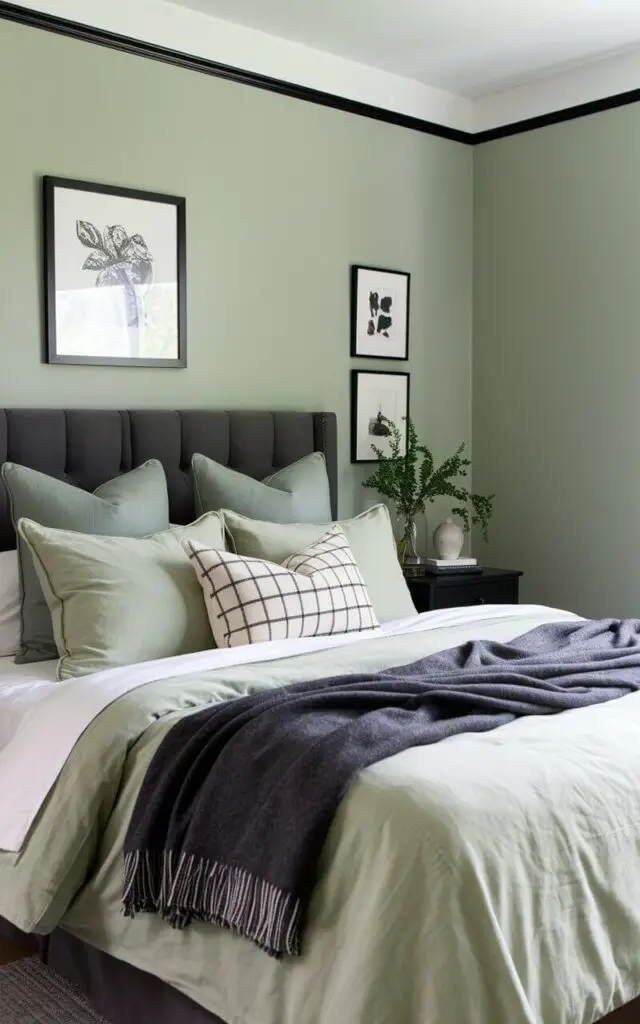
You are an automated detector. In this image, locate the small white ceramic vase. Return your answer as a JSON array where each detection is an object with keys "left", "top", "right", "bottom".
[{"left": 433, "top": 518, "right": 464, "bottom": 560}]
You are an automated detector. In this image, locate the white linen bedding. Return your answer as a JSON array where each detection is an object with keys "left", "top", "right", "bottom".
[
  {"left": 0, "top": 655, "right": 58, "bottom": 685},
  {"left": 0, "top": 656, "right": 58, "bottom": 751},
  {"left": 0, "top": 550, "right": 20, "bottom": 658}
]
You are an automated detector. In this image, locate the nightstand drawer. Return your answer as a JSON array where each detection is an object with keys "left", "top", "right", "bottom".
[
  {"left": 406, "top": 568, "right": 522, "bottom": 613},
  {"left": 433, "top": 578, "right": 519, "bottom": 610}
]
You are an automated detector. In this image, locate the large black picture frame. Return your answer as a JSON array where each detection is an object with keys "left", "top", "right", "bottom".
[{"left": 43, "top": 176, "right": 187, "bottom": 367}]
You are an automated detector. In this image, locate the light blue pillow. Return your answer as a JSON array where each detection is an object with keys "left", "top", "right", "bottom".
[
  {"left": 2, "top": 460, "right": 170, "bottom": 663},
  {"left": 192, "top": 452, "right": 332, "bottom": 524}
]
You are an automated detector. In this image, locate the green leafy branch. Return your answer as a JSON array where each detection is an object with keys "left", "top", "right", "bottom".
[{"left": 362, "top": 417, "right": 494, "bottom": 540}]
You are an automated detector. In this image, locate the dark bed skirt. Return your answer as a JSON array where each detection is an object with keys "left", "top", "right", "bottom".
[
  {"left": 48, "top": 930, "right": 227, "bottom": 1024},
  {"left": 0, "top": 916, "right": 226, "bottom": 1024},
  {"left": 2, "top": 915, "right": 640, "bottom": 1024}
]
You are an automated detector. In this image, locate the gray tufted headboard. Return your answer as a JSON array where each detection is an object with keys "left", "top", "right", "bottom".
[{"left": 0, "top": 409, "right": 337, "bottom": 552}]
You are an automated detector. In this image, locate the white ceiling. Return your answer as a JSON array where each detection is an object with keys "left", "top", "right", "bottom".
[
  {"left": 167, "top": 0, "right": 640, "bottom": 98},
  {"left": 10, "top": 0, "right": 640, "bottom": 132}
]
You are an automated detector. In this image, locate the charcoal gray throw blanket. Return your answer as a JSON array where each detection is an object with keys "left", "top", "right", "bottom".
[{"left": 123, "top": 618, "right": 640, "bottom": 958}]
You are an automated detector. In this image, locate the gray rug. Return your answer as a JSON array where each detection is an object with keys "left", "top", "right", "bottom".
[{"left": 0, "top": 957, "right": 108, "bottom": 1023}]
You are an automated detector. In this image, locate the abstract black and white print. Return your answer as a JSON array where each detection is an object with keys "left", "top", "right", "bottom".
[
  {"left": 367, "top": 289, "right": 394, "bottom": 338},
  {"left": 351, "top": 266, "right": 409, "bottom": 360},
  {"left": 44, "top": 176, "right": 186, "bottom": 367}
]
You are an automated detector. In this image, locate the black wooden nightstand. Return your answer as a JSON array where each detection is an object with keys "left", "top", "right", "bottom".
[{"left": 406, "top": 567, "right": 522, "bottom": 613}]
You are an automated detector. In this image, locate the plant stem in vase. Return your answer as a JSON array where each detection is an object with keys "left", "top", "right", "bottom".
[{"left": 398, "top": 516, "right": 419, "bottom": 565}]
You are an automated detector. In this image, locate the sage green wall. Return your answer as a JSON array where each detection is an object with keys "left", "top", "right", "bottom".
[
  {"left": 473, "top": 107, "right": 640, "bottom": 616},
  {"left": 0, "top": 19, "right": 472, "bottom": 519}
]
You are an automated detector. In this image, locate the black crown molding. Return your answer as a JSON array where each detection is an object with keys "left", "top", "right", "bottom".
[
  {"left": 0, "top": 1, "right": 471, "bottom": 144},
  {"left": 2, "top": 0, "right": 640, "bottom": 146},
  {"left": 474, "top": 86, "right": 640, "bottom": 144}
]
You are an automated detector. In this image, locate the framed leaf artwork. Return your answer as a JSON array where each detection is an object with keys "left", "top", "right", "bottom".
[
  {"left": 350, "top": 265, "right": 410, "bottom": 360},
  {"left": 43, "top": 176, "right": 186, "bottom": 367}
]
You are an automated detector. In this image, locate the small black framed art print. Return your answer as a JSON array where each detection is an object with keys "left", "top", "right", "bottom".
[
  {"left": 350, "top": 265, "right": 410, "bottom": 360},
  {"left": 351, "top": 369, "right": 410, "bottom": 463},
  {"left": 43, "top": 176, "right": 186, "bottom": 367}
]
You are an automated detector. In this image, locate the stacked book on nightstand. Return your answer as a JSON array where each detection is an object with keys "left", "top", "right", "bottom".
[{"left": 426, "top": 556, "right": 482, "bottom": 575}]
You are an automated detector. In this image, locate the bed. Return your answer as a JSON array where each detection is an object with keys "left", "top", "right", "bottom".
[{"left": 1, "top": 407, "right": 639, "bottom": 1024}]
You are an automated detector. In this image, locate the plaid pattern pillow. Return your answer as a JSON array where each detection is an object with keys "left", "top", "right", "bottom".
[{"left": 183, "top": 525, "right": 379, "bottom": 648}]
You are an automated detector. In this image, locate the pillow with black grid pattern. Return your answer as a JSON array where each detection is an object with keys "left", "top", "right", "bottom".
[{"left": 183, "top": 525, "right": 379, "bottom": 648}]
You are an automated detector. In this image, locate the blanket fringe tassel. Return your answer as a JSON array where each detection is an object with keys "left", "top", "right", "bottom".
[{"left": 122, "top": 849, "right": 301, "bottom": 959}]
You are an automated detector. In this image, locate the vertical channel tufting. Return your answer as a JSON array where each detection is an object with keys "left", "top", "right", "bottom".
[
  {"left": 272, "top": 413, "right": 314, "bottom": 473},
  {"left": 0, "top": 412, "right": 6, "bottom": 466},
  {"left": 65, "top": 411, "right": 128, "bottom": 492},
  {"left": 129, "top": 411, "right": 192, "bottom": 525},
  {"left": 314, "top": 413, "right": 337, "bottom": 519},
  {"left": 228, "top": 412, "right": 275, "bottom": 479},
  {"left": 181, "top": 412, "right": 230, "bottom": 468},
  {"left": 0, "top": 409, "right": 338, "bottom": 550},
  {"left": 120, "top": 411, "right": 132, "bottom": 473},
  {"left": 6, "top": 411, "right": 67, "bottom": 479},
  {"left": 0, "top": 411, "right": 8, "bottom": 551}
]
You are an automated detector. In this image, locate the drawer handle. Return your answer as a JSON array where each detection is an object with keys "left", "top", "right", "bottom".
[{"left": 475, "top": 597, "right": 486, "bottom": 605}]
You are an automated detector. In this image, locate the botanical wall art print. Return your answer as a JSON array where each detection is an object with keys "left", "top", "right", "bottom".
[
  {"left": 43, "top": 176, "right": 186, "bottom": 366},
  {"left": 350, "top": 265, "right": 410, "bottom": 360},
  {"left": 351, "top": 369, "right": 410, "bottom": 463}
]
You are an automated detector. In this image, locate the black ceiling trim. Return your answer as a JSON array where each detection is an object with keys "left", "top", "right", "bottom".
[
  {"left": 474, "top": 86, "right": 640, "bottom": 144},
  {"left": 2, "top": 1, "right": 640, "bottom": 146},
  {"left": 0, "top": 1, "right": 472, "bottom": 144}
]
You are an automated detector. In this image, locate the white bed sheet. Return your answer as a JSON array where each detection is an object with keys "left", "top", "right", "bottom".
[
  {"left": 0, "top": 656, "right": 58, "bottom": 686},
  {"left": 0, "top": 656, "right": 58, "bottom": 752}
]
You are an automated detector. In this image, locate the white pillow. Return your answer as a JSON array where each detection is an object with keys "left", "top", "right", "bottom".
[
  {"left": 184, "top": 525, "right": 378, "bottom": 648},
  {"left": 0, "top": 550, "right": 20, "bottom": 658}
]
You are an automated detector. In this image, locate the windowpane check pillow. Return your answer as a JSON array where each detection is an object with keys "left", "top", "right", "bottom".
[{"left": 184, "top": 525, "right": 379, "bottom": 648}]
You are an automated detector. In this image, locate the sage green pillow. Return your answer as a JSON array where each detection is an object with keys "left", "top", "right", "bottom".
[
  {"left": 222, "top": 504, "right": 416, "bottom": 624},
  {"left": 17, "top": 513, "right": 226, "bottom": 680},
  {"left": 192, "top": 451, "right": 331, "bottom": 524},
  {"left": 2, "top": 460, "right": 170, "bottom": 663}
]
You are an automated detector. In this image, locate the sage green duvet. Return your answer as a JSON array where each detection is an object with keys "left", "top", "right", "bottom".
[{"left": 2, "top": 605, "right": 640, "bottom": 1024}]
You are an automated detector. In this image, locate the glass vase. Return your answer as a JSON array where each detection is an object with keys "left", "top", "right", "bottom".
[{"left": 397, "top": 515, "right": 425, "bottom": 574}]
